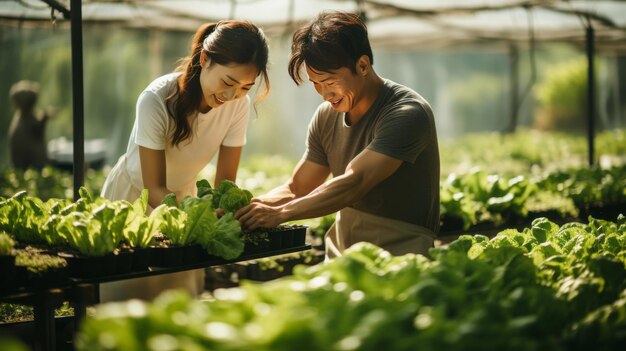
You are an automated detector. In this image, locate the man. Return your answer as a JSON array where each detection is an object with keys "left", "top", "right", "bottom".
[{"left": 236, "top": 11, "right": 440, "bottom": 259}]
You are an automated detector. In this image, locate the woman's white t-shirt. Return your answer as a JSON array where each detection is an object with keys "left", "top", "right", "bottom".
[
  {"left": 101, "top": 72, "right": 250, "bottom": 202},
  {"left": 99, "top": 73, "right": 249, "bottom": 302}
]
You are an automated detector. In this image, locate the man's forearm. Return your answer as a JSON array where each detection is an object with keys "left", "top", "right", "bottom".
[
  {"left": 256, "top": 183, "right": 298, "bottom": 206},
  {"left": 279, "top": 170, "right": 362, "bottom": 222}
]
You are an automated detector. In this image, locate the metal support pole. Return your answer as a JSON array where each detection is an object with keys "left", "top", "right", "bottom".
[
  {"left": 71, "top": 283, "right": 98, "bottom": 334},
  {"left": 70, "top": 0, "right": 85, "bottom": 200},
  {"left": 506, "top": 43, "right": 520, "bottom": 133},
  {"left": 33, "top": 290, "right": 61, "bottom": 351},
  {"left": 585, "top": 19, "right": 595, "bottom": 166}
]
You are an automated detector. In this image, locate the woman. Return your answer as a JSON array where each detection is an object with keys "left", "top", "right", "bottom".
[
  {"left": 102, "top": 20, "right": 269, "bottom": 207},
  {"left": 100, "top": 20, "right": 270, "bottom": 302}
]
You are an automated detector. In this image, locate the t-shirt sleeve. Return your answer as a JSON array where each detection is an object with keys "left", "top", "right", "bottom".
[
  {"left": 134, "top": 90, "right": 169, "bottom": 150},
  {"left": 367, "top": 103, "right": 434, "bottom": 164},
  {"left": 303, "top": 105, "right": 329, "bottom": 167},
  {"left": 222, "top": 96, "right": 250, "bottom": 147}
]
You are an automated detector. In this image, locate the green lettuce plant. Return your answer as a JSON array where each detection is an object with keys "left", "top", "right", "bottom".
[
  {"left": 156, "top": 187, "right": 245, "bottom": 259},
  {"left": 56, "top": 211, "right": 116, "bottom": 257},
  {"left": 0, "top": 191, "right": 49, "bottom": 245},
  {"left": 210, "top": 180, "right": 253, "bottom": 213},
  {"left": 0, "top": 231, "right": 15, "bottom": 256},
  {"left": 122, "top": 190, "right": 159, "bottom": 249}
]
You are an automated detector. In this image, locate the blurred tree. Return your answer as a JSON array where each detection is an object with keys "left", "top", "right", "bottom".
[
  {"left": 449, "top": 73, "right": 507, "bottom": 133},
  {"left": 534, "top": 57, "right": 601, "bottom": 132}
]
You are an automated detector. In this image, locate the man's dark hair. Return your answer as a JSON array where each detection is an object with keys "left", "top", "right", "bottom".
[{"left": 288, "top": 11, "right": 373, "bottom": 85}]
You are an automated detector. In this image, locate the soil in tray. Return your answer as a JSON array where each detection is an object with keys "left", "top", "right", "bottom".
[
  {"left": 13, "top": 250, "right": 69, "bottom": 288},
  {"left": 242, "top": 225, "right": 308, "bottom": 254},
  {"left": 242, "top": 231, "right": 278, "bottom": 255}
]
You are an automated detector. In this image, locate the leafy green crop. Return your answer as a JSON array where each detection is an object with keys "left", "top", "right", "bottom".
[
  {"left": 0, "top": 191, "right": 49, "bottom": 245},
  {"left": 120, "top": 190, "right": 160, "bottom": 249},
  {"left": 156, "top": 185, "right": 246, "bottom": 258},
  {"left": 76, "top": 215, "right": 626, "bottom": 350},
  {"left": 56, "top": 211, "right": 117, "bottom": 257},
  {"left": 197, "top": 213, "right": 243, "bottom": 260},
  {"left": 0, "top": 231, "right": 15, "bottom": 256},
  {"left": 196, "top": 179, "right": 213, "bottom": 199},
  {"left": 440, "top": 170, "right": 536, "bottom": 229},
  {"left": 219, "top": 187, "right": 253, "bottom": 213},
  {"left": 208, "top": 179, "right": 253, "bottom": 213}
]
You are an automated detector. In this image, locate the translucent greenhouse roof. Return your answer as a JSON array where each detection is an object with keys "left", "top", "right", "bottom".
[
  {"left": 2, "top": 0, "right": 626, "bottom": 49},
  {"left": 3, "top": 0, "right": 621, "bottom": 194}
]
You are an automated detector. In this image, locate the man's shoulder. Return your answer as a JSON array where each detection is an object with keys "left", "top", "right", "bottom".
[
  {"left": 380, "top": 79, "right": 433, "bottom": 119},
  {"left": 307, "top": 102, "right": 342, "bottom": 134},
  {"left": 384, "top": 79, "right": 427, "bottom": 104}
]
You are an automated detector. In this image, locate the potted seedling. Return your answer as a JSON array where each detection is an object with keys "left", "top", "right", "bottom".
[
  {"left": 241, "top": 230, "right": 271, "bottom": 255},
  {"left": 120, "top": 190, "right": 160, "bottom": 271},
  {"left": 149, "top": 203, "right": 189, "bottom": 267},
  {"left": 56, "top": 211, "right": 118, "bottom": 278},
  {"left": 153, "top": 181, "right": 246, "bottom": 266},
  {"left": 0, "top": 191, "right": 49, "bottom": 246}
]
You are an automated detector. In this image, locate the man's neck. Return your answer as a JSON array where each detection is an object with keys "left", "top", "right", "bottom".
[{"left": 346, "top": 73, "right": 385, "bottom": 125}]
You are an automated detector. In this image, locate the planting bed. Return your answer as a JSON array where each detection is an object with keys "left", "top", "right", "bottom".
[{"left": 0, "top": 235, "right": 311, "bottom": 351}]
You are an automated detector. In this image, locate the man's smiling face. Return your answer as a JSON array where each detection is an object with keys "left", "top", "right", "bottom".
[{"left": 305, "top": 64, "right": 365, "bottom": 115}]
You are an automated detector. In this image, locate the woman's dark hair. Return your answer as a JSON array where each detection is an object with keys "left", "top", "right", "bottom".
[
  {"left": 167, "top": 20, "right": 270, "bottom": 146},
  {"left": 289, "top": 11, "right": 373, "bottom": 85}
]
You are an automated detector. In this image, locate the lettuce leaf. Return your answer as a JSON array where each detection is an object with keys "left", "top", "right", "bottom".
[{"left": 197, "top": 213, "right": 243, "bottom": 260}]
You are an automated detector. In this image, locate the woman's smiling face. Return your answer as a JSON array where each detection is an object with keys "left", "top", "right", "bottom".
[{"left": 198, "top": 54, "right": 258, "bottom": 113}]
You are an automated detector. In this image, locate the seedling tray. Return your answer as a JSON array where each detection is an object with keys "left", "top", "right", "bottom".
[{"left": 242, "top": 224, "right": 307, "bottom": 255}]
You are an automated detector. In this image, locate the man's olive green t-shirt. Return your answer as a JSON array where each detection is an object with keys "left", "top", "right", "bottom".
[{"left": 304, "top": 79, "right": 440, "bottom": 233}]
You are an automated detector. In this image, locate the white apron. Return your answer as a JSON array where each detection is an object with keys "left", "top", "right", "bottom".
[{"left": 325, "top": 207, "right": 435, "bottom": 261}]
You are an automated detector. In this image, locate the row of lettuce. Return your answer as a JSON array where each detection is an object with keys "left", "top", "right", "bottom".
[
  {"left": 0, "top": 180, "right": 252, "bottom": 259},
  {"left": 74, "top": 216, "right": 625, "bottom": 350},
  {"left": 441, "top": 163, "right": 626, "bottom": 230},
  {"left": 438, "top": 128, "right": 626, "bottom": 177},
  {"left": 2, "top": 163, "right": 625, "bottom": 234},
  {"left": 313, "top": 163, "right": 626, "bottom": 236}
]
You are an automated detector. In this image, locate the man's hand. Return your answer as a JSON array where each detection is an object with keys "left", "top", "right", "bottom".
[
  {"left": 215, "top": 208, "right": 225, "bottom": 218},
  {"left": 235, "top": 199, "right": 285, "bottom": 230}
]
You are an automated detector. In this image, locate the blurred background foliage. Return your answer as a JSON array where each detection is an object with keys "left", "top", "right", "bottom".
[
  {"left": 534, "top": 57, "right": 591, "bottom": 132},
  {"left": 2, "top": 24, "right": 625, "bottom": 168},
  {"left": 1, "top": 24, "right": 625, "bottom": 208}
]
